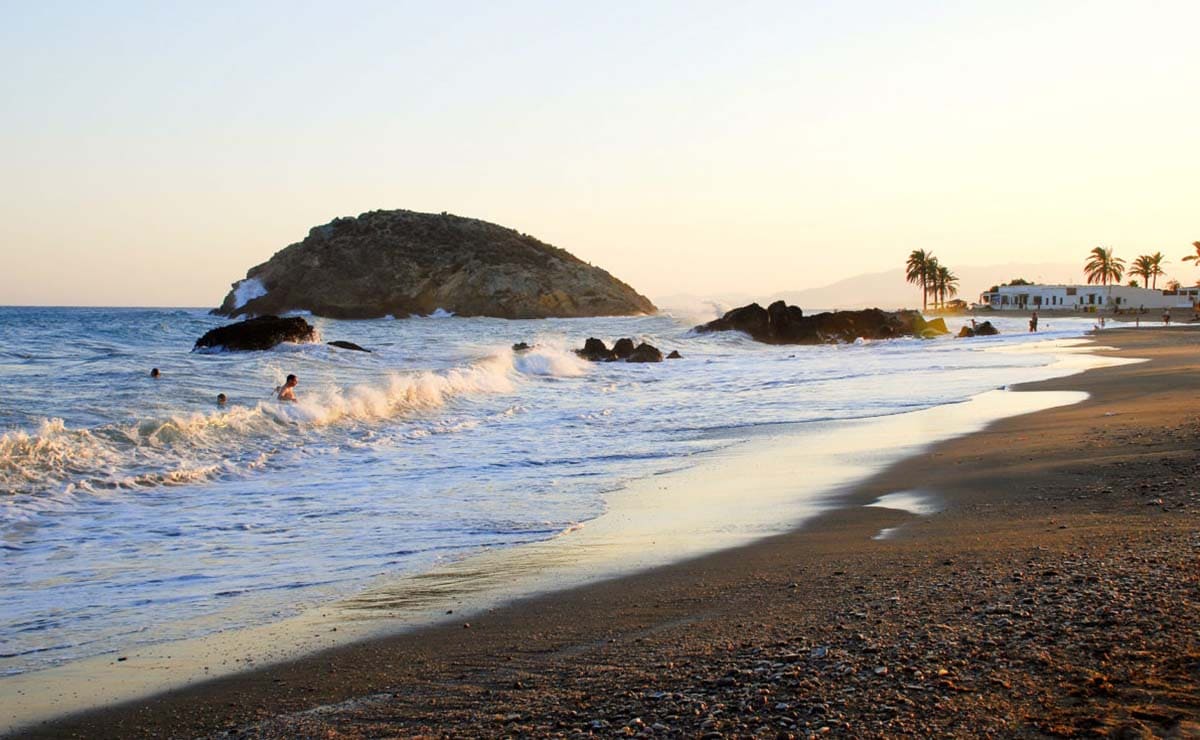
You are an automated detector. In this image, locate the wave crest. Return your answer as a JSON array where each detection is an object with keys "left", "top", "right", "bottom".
[{"left": 0, "top": 349, "right": 586, "bottom": 518}]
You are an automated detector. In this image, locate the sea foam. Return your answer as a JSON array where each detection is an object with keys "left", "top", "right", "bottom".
[
  {"left": 232, "top": 278, "right": 268, "bottom": 309},
  {"left": 0, "top": 348, "right": 580, "bottom": 516}
]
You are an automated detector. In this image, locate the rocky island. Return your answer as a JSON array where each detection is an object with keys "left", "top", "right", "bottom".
[{"left": 213, "top": 210, "right": 656, "bottom": 320}]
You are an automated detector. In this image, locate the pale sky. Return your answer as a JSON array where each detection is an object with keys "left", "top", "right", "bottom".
[{"left": 2, "top": 1, "right": 1198, "bottom": 307}]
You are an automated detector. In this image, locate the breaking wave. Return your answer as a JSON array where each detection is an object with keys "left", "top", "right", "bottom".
[{"left": 0, "top": 346, "right": 586, "bottom": 519}]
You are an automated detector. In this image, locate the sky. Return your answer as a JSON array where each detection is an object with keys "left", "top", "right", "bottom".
[{"left": 2, "top": 1, "right": 1198, "bottom": 307}]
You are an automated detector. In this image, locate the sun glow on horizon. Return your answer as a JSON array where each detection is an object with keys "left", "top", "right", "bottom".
[{"left": 2, "top": 1, "right": 1198, "bottom": 307}]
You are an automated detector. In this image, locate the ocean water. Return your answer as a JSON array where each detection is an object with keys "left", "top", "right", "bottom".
[{"left": 0, "top": 306, "right": 1098, "bottom": 676}]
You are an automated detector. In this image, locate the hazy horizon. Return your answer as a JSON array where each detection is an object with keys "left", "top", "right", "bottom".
[{"left": 3, "top": 2, "right": 1199, "bottom": 307}]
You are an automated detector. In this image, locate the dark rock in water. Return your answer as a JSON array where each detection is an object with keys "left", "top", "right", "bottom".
[
  {"left": 922, "top": 317, "right": 950, "bottom": 337},
  {"left": 212, "top": 209, "right": 656, "bottom": 320},
  {"left": 704, "top": 302, "right": 771, "bottom": 338},
  {"left": 327, "top": 340, "right": 370, "bottom": 352},
  {"left": 958, "top": 321, "right": 999, "bottom": 338},
  {"left": 767, "top": 299, "right": 805, "bottom": 330},
  {"left": 576, "top": 337, "right": 665, "bottom": 363},
  {"left": 512, "top": 342, "right": 532, "bottom": 353},
  {"left": 627, "top": 343, "right": 664, "bottom": 363},
  {"left": 577, "top": 338, "right": 614, "bottom": 361},
  {"left": 612, "top": 338, "right": 636, "bottom": 359},
  {"left": 194, "top": 316, "right": 315, "bottom": 352},
  {"left": 667, "top": 350, "right": 683, "bottom": 359},
  {"left": 695, "top": 300, "right": 931, "bottom": 344}
]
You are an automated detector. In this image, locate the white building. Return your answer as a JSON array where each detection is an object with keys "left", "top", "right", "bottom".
[{"left": 978, "top": 284, "right": 1199, "bottom": 312}]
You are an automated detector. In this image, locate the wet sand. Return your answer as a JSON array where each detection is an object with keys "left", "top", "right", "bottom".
[{"left": 13, "top": 328, "right": 1200, "bottom": 738}]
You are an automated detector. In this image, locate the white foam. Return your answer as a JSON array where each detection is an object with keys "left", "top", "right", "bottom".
[
  {"left": 409, "top": 308, "right": 456, "bottom": 319},
  {"left": 283, "top": 354, "right": 516, "bottom": 427},
  {"left": 0, "top": 351, "right": 533, "bottom": 516},
  {"left": 873, "top": 526, "right": 902, "bottom": 540},
  {"left": 232, "top": 278, "right": 268, "bottom": 309},
  {"left": 866, "top": 491, "right": 940, "bottom": 515},
  {"left": 513, "top": 345, "right": 591, "bottom": 378}
]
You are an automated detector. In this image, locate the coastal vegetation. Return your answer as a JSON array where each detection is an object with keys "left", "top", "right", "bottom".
[
  {"left": 904, "top": 250, "right": 934, "bottom": 311},
  {"left": 1083, "top": 246, "right": 1125, "bottom": 287},
  {"left": 931, "top": 264, "right": 960, "bottom": 309},
  {"left": 904, "top": 250, "right": 960, "bottom": 310},
  {"left": 1181, "top": 241, "right": 1200, "bottom": 279},
  {"left": 1130, "top": 252, "right": 1167, "bottom": 290},
  {"left": 986, "top": 278, "right": 1032, "bottom": 293}
]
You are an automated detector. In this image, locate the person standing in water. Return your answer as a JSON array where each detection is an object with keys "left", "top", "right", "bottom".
[
  {"left": 1029, "top": 310, "right": 1038, "bottom": 332},
  {"left": 276, "top": 374, "right": 298, "bottom": 402}
]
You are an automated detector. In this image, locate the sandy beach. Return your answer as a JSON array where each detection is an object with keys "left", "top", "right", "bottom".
[{"left": 14, "top": 327, "right": 1200, "bottom": 739}]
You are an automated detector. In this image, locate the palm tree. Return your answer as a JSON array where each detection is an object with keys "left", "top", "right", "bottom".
[
  {"left": 934, "top": 264, "right": 958, "bottom": 309},
  {"left": 1130, "top": 255, "right": 1153, "bottom": 289},
  {"left": 905, "top": 250, "right": 934, "bottom": 311},
  {"left": 1182, "top": 241, "right": 1200, "bottom": 273},
  {"left": 1083, "top": 246, "right": 1125, "bottom": 287},
  {"left": 924, "top": 257, "right": 941, "bottom": 308},
  {"left": 1147, "top": 251, "right": 1167, "bottom": 289}
]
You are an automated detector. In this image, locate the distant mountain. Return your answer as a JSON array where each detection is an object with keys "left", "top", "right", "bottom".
[{"left": 656, "top": 263, "right": 1080, "bottom": 316}]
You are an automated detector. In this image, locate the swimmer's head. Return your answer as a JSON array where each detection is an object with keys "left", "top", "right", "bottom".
[
  {"left": 150, "top": 368, "right": 161, "bottom": 378},
  {"left": 285, "top": 374, "right": 297, "bottom": 387},
  {"left": 217, "top": 393, "right": 227, "bottom": 405}
]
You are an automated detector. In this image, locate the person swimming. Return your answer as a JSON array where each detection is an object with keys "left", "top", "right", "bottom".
[
  {"left": 150, "top": 368, "right": 161, "bottom": 378},
  {"left": 276, "top": 374, "right": 298, "bottom": 402},
  {"left": 216, "top": 393, "right": 227, "bottom": 406}
]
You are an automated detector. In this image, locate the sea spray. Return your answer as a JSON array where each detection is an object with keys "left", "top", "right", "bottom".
[
  {"left": 0, "top": 348, "right": 579, "bottom": 512},
  {"left": 512, "top": 343, "right": 591, "bottom": 378}
]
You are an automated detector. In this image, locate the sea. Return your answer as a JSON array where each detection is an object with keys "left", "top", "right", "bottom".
[{"left": 0, "top": 306, "right": 1104, "bottom": 678}]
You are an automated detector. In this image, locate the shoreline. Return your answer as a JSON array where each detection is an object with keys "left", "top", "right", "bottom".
[
  {"left": 10, "top": 329, "right": 1200, "bottom": 737},
  {"left": 0, "top": 338, "right": 1116, "bottom": 733}
]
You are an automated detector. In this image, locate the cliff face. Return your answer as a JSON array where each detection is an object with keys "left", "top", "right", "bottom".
[{"left": 214, "top": 210, "right": 656, "bottom": 320}]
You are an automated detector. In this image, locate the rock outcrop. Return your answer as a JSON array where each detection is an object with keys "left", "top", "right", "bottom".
[
  {"left": 327, "top": 340, "right": 370, "bottom": 352},
  {"left": 612, "top": 338, "right": 636, "bottom": 360},
  {"left": 921, "top": 318, "right": 950, "bottom": 338},
  {"left": 194, "top": 316, "right": 316, "bottom": 352},
  {"left": 627, "top": 343, "right": 664, "bottom": 363},
  {"left": 958, "top": 321, "right": 1000, "bottom": 338},
  {"left": 694, "top": 301, "right": 947, "bottom": 344},
  {"left": 213, "top": 209, "right": 656, "bottom": 320},
  {"left": 578, "top": 338, "right": 615, "bottom": 361},
  {"left": 575, "top": 338, "right": 668, "bottom": 363}
]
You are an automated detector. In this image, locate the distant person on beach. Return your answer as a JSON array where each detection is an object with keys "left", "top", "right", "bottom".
[
  {"left": 150, "top": 368, "right": 160, "bottom": 378},
  {"left": 276, "top": 374, "right": 298, "bottom": 402},
  {"left": 217, "top": 393, "right": 227, "bottom": 406},
  {"left": 1029, "top": 311, "right": 1038, "bottom": 332},
  {"left": 1163, "top": 309, "right": 1171, "bottom": 326}
]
